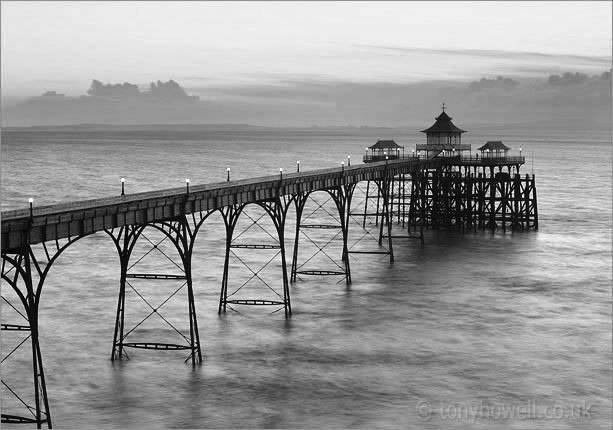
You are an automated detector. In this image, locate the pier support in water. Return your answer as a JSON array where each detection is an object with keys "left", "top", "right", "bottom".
[
  {"left": 106, "top": 214, "right": 202, "bottom": 364},
  {"left": 291, "top": 184, "right": 356, "bottom": 285},
  {"left": 218, "top": 196, "right": 292, "bottom": 318},
  {"left": 408, "top": 167, "right": 538, "bottom": 232},
  {"left": 349, "top": 177, "right": 395, "bottom": 262},
  {"left": 0, "top": 231, "right": 80, "bottom": 428},
  {"left": 405, "top": 171, "right": 426, "bottom": 245}
]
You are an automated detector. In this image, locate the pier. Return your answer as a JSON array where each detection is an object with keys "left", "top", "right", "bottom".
[{"left": 1, "top": 111, "right": 538, "bottom": 428}]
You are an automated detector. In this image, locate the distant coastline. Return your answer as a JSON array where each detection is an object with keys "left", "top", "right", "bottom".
[{"left": 2, "top": 117, "right": 611, "bottom": 134}]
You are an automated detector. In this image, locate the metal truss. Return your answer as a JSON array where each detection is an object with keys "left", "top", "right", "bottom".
[
  {"left": 290, "top": 184, "right": 355, "bottom": 285},
  {"left": 405, "top": 172, "right": 426, "bottom": 245},
  {"left": 1, "top": 227, "right": 81, "bottom": 428},
  {"left": 105, "top": 213, "right": 205, "bottom": 364},
  {"left": 347, "top": 179, "right": 395, "bottom": 262},
  {"left": 412, "top": 168, "right": 538, "bottom": 232},
  {"left": 348, "top": 176, "right": 395, "bottom": 263},
  {"left": 218, "top": 196, "right": 292, "bottom": 318}
]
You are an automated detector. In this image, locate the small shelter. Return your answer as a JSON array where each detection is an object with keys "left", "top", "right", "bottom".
[
  {"left": 364, "top": 140, "right": 404, "bottom": 163},
  {"left": 415, "top": 105, "right": 472, "bottom": 158},
  {"left": 478, "top": 141, "right": 510, "bottom": 158},
  {"left": 420, "top": 110, "right": 466, "bottom": 146}
]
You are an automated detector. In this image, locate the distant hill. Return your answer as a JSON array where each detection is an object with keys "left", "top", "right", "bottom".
[
  {"left": 2, "top": 70, "right": 610, "bottom": 131},
  {"left": 1, "top": 123, "right": 269, "bottom": 133}
]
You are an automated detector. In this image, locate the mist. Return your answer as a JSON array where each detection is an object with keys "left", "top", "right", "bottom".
[{"left": 2, "top": 70, "right": 611, "bottom": 129}]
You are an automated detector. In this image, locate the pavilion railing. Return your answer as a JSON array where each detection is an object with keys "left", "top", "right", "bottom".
[
  {"left": 442, "top": 156, "right": 526, "bottom": 165},
  {"left": 363, "top": 154, "right": 525, "bottom": 164},
  {"left": 362, "top": 154, "right": 407, "bottom": 163}
]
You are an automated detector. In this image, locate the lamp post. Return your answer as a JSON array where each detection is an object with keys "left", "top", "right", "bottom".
[
  {"left": 279, "top": 168, "right": 283, "bottom": 181},
  {"left": 519, "top": 146, "right": 522, "bottom": 157},
  {"left": 297, "top": 161, "right": 300, "bottom": 172},
  {"left": 185, "top": 178, "right": 190, "bottom": 194},
  {"left": 121, "top": 177, "right": 125, "bottom": 195},
  {"left": 227, "top": 168, "right": 230, "bottom": 182},
  {"left": 28, "top": 197, "right": 33, "bottom": 218},
  {"left": 341, "top": 161, "right": 344, "bottom": 173},
  {"left": 347, "top": 155, "right": 351, "bottom": 166}
]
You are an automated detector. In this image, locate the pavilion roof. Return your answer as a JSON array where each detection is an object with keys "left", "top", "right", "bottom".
[
  {"left": 421, "top": 110, "right": 466, "bottom": 134},
  {"left": 368, "top": 140, "right": 402, "bottom": 149},
  {"left": 478, "top": 141, "right": 511, "bottom": 151}
]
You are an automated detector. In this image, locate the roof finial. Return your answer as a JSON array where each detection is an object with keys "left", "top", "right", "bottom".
[{"left": 441, "top": 101, "right": 446, "bottom": 112}]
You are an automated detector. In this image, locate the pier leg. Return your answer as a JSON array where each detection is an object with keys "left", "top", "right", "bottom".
[
  {"left": 2, "top": 225, "right": 84, "bottom": 429},
  {"left": 501, "top": 179, "right": 507, "bottom": 232},
  {"left": 2, "top": 247, "right": 59, "bottom": 429},
  {"left": 109, "top": 225, "right": 141, "bottom": 360},
  {"left": 362, "top": 181, "right": 370, "bottom": 228},
  {"left": 512, "top": 174, "right": 521, "bottom": 230},
  {"left": 338, "top": 185, "right": 356, "bottom": 283},
  {"left": 1, "top": 251, "right": 50, "bottom": 429},
  {"left": 531, "top": 175, "right": 538, "bottom": 230},
  {"left": 219, "top": 206, "right": 240, "bottom": 314},
  {"left": 373, "top": 178, "right": 394, "bottom": 262},
  {"left": 218, "top": 199, "right": 292, "bottom": 317},
  {"left": 106, "top": 216, "right": 202, "bottom": 363},
  {"left": 290, "top": 194, "right": 307, "bottom": 283},
  {"left": 488, "top": 168, "right": 496, "bottom": 232},
  {"left": 291, "top": 187, "right": 354, "bottom": 286},
  {"left": 416, "top": 172, "right": 425, "bottom": 245},
  {"left": 375, "top": 184, "right": 381, "bottom": 227}
]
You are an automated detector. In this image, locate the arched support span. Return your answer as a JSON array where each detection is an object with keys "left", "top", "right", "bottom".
[
  {"left": 1, "top": 232, "right": 82, "bottom": 428},
  {"left": 218, "top": 196, "right": 292, "bottom": 318},
  {"left": 105, "top": 212, "right": 207, "bottom": 364},
  {"left": 290, "top": 183, "right": 355, "bottom": 286}
]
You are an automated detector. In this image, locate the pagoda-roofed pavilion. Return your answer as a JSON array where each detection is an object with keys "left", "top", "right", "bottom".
[
  {"left": 415, "top": 106, "right": 471, "bottom": 158},
  {"left": 478, "top": 141, "right": 511, "bottom": 158},
  {"left": 363, "top": 139, "right": 404, "bottom": 163}
]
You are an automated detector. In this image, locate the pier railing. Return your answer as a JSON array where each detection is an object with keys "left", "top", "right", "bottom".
[
  {"left": 362, "top": 154, "right": 410, "bottom": 163},
  {"left": 1, "top": 157, "right": 442, "bottom": 250},
  {"left": 441, "top": 156, "right": 525, "bottom": 166},
  {"left": 363, "top": 154, "right": 525, "bottom": 165}
]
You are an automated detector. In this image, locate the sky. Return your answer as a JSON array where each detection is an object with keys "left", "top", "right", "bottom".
[
  {"left": 1, "top": 1, "right": 611, "bottom": 127},
  {"left": 2, "top": 1, "right": 611, "bottom": 96}
]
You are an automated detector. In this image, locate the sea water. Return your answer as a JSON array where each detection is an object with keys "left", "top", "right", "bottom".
[{"left": 1, "top": 126, "right": 611, "bottom": 429}]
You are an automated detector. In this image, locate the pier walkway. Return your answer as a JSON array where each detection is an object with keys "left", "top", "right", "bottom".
[{"left": 2, "top": 157, "right": 440, "bottom": 251}]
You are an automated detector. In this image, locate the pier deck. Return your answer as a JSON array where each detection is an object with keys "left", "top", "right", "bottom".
[{"left": 1, "top": 158, "right": 441, "bottom": 251}]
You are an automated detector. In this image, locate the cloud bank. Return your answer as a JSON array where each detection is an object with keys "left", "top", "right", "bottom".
[{"left": 2, "top": 70, "right": 611, "bottom": 129}]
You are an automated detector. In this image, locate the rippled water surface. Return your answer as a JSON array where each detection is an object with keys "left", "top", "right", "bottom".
[{"left": 1, "top": 126, "right": 611, "bottom": 429}]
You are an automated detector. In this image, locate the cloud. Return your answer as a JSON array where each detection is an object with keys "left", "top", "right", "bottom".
[
  {"left": 2, "top": 71, "right": 611, "bottom": 128},
  {"left": 2, "top": 79, "right": 202, "bottom": 126},
  {"left": 468, "top": 76, "right": 519, "bottom": 91},
  {"left": 86, "top": 79, "right": 199, "bottom": 102},
  {"left": 357, "top": 44, "right": 611, "bottom": 66},
  {"left": 545, "top": 71, "right": 607, "bottom": 86}
]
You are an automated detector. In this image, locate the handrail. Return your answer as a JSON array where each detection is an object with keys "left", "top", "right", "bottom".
[
  {"left": 363, "top": 154, "right": 525, "bottom": 164},
  {"left": 362, "top": 154, "right": 410, "bottom": 163},
  {"left": 444, "top": 156, "right": 525, "bottom": 164},
  {"left": 2, "top": 157, "right": 441, "bottom": 222}
]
